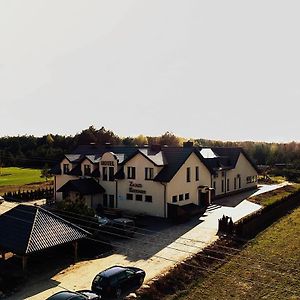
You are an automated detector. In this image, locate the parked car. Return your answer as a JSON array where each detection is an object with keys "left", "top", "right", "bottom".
[
  {"left": 91, "top": 265, "right": 145, "bottom": 299},
  {"left": 111, "top": 218, "right": 136, "bottom": 237},
  {"left": 46, "top": 290, "right": 101, "bottom": 299},
  {"left": 96, "top": 216, "right": 136, "bottom": 238}
]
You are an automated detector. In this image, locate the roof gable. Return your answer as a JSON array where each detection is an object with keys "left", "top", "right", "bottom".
[{"left": 0, "top": 205, "right": 89, "bottom": 255}]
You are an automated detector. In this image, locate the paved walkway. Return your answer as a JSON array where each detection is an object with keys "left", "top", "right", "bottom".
[{"left": 6, "top": 184, "right": 286, "bottom": 300}]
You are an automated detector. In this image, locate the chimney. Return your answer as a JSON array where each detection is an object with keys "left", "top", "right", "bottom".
[{"left": 183, "top": 141, "right": 194, "bottom": 148}]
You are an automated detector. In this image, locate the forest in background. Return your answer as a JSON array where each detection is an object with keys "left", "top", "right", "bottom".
[{"left": 0, "top": 126, "right": 299, "bottom": 180}]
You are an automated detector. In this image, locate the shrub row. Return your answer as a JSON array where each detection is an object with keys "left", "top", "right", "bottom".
[
  {"left": 3, "top": 188, "right": 54, "bottom": 202},
  {"left": 233, "top": 188, "right": 300, "bottom": 238}
]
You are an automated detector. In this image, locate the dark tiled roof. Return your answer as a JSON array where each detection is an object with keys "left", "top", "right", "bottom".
[
  {"left": 68, "top": 164, "right": 82, "bottom": 176},
  {"left": 50, "top": 164, "right": 61, "bottom": 175},
  {"left": 57, "top": 178, "right": 105, "bottom": 195},
  {"left": 0, "top": 205, "right": 89, "bottom": 255},
  {"left": 59, "top": 145, "right": 257, "bottom": 182},
  {"left": 154, "top": 147, "right": 194, "bottom": 182},
  {"left": 114, "top": 167, "right": 125, "bottom": 179},
  {"left": 91, "top": 167, "right": 100, "bottom": 178}
]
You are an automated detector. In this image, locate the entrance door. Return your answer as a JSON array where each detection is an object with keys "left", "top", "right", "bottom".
[
  {"left": 109, "top": 194, "right": 114, "bottom": 208},
  {"left": 198, "top": 190, "right": 209, "bottom": 207}
]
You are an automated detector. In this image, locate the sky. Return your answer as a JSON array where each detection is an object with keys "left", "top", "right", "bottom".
[{"left": 0, "top": 1, "right": 300, "bottom": 143}]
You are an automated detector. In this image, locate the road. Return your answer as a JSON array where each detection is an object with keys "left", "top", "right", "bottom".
[{"left": 6, "top": 183, "right": 286, "bottom": 300}]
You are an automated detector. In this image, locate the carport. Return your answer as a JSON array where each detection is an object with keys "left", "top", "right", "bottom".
[{"left": 0, "top": 204, "right": 90, "bottom": 270}]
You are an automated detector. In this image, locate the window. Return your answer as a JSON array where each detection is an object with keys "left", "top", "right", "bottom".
[
  {"left": 136, "top": 194, "right": 143, "bottom": 201},
  {"left": 126, "top": 193, "right": 133, "bottom": 200},
  {"left": 145, "top": 195, "right": 152, "bottom": 202},
  {"left": 103, "top": 194, "right": 108, "bottom": 207},
  {"left": 109, "top": 195, "right": 114, "bottom": 208},
  {"left": 238, "top": 176, "right": 241, "bottom": 188},
  {"left": 227, "top": 179, "right": 230, "bottom": 191},
  {"left": 213, "top": 181, "right": 216, "bottom": 190},
  {"left": 127, "top": 167, "right": 136, "bottom": 179},
  {"left": 102, "top": 167, "right": 108, "bottom": 181},
  {"left": 145, "top": 168, "right": 154, "bottom": 180},
  {"left": 109, "top": 167, "right": 114, "bottom": 181},
  {"left": 186, "top": 167, "right": 191, "bottom": 182},
  {"left": 234, "top": 178, "right": 237, "bottom": 190},
  {"left": 195, "top": 166, "right": 199, "bottom": 181},
  {"left": 84, "top": 164, "right": 91, "bottom": 176},
  {"left": 221, "top": 180, "right": 224, "bottom": 192},
  {"left": 63, "top": 164, "right": 69, "bottom": 174},
  {"left": 185, "top": 193, "right": 190, "bottom": 200},
  {"left": 179, "top": 194, "right": 184, "bottom": 201},
  {"left": 222, "top": 171, "right": 225, "bottom": 177},
  {"left": 172, "top": 195, "right": 177, "bottom": 203}
]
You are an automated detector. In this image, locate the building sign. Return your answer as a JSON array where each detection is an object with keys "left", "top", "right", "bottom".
[
  {"left": 129, "top": 181, "right": 146, "bottom": 194},
  {"left": 101, "top": 161, "right": 114, "bottom": 166}
]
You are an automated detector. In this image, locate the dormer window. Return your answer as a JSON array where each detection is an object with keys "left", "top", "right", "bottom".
[
  {"left": 63, "top": 164, "right": 69, "bottom": 174},
  {"left": 84, "top": 164, "right": 91, "bottom": 176}
]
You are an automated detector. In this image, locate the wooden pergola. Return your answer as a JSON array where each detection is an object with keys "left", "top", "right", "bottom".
[{"left": 0, "top": 204, "right": 90, "bottom": 271}]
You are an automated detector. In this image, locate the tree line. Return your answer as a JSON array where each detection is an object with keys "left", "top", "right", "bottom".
[{"left": 0, "top": 126, "right": 299, "bottom": 173}]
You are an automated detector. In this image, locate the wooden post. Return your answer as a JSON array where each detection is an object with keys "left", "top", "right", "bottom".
[
  {"left": 22, "top": 256, "right": 28, "bottom": 271},
  {"left": 73, "top": 241, "right": 78, "bottom": 263}
]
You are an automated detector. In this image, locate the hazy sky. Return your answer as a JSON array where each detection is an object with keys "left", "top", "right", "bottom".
[{"left": 1, "top": 1, "right": 300, "bottom": 142}]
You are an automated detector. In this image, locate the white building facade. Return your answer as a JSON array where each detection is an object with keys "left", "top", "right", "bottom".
[{"left": 53, "top": 143, "right": 258, "bottom": 218}]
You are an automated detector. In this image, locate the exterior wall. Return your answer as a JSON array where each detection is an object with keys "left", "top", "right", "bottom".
[
  {"left": 55, "top": 174, "right": 78, "bottom": 201},
  {"left": 63, "top": 192, "right": 102, "bottom": 210},
  {"left": 232, "top": 152, "right": 258, "bottom": 190},
  {"left": 98, "top": 152, "right": 118, "bottom": 208},
  {"left": 166, "top": 152, "right": 211, "bottom": 208},
  {"left": 117, "top": 153, "right": 165, "bottom": 217},
  {"left": 214, "top": 153, "right": 258, "bottom": 197},
  {"left": 80, "top": 158, "right": 96, "bottom": 176},
  {"left": 211, "top": 171, "right": 227, "bottom": 196}
]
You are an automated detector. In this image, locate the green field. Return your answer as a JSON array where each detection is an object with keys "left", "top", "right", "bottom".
[
  {"left": 0, "top": 167, "right": 46, "bottom": 186},
  {"left": 169, "top": 206, "right": 300, "bottom": 300}
]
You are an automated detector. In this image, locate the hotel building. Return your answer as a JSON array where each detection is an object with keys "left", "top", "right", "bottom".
[{"left": 52, "top": 143, "right": 258, "bottom": 218}]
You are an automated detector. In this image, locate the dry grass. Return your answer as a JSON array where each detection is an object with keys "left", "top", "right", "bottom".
[
  {"left": 250, "top": 184, "right": 300, "bottom": 206},
  {"left": 168, "top": 206, "right": 300, "bottom": 300}
]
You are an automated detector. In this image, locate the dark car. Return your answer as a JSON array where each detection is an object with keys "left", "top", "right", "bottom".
[
  {"left": 46, "top": 290, "right": 101, "bottom": 300},
  {"left": 91, "top": 265, "right": 145, "bottom": 299}
]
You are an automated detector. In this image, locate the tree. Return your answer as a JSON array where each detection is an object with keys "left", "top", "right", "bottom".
[{"left": 40, "top": 164, "right": 51, "bottom": 181}]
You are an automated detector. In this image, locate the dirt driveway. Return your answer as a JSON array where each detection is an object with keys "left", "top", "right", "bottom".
[{"left": 6, "top": 184, "right": 285, "bottom": 300}]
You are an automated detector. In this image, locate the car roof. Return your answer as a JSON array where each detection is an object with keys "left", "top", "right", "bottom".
[
  {"left": 47, "top": 291, "right": 86, "bottom": 300},
  {"left": 99, "top": 266, "right": 126, "bottom": 277},
  {"left": 113, "top": 218, "right": 134, "bottom": 223}
]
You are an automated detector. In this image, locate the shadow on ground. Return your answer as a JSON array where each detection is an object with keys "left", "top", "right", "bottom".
[
  {"left": 104, "top": 214, "right": 205, "bottom": 262},
  {"left": 3, "top": 239, "right": 111, "bottom": 300},
  {"left": 213, "top": 188, "right": 259, "bottom": 207}
]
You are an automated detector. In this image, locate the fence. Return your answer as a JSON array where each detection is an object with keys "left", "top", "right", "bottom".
[
  {"left": 3, "top": 188, "right": 54, "bottom": 202},
  {"left": 218, "top": 189, "right": 300, "bottom": 238}
]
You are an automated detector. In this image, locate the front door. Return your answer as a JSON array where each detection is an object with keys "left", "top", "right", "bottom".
[{"left": 198, "top": 190, "right": 209, "bottom": 207}]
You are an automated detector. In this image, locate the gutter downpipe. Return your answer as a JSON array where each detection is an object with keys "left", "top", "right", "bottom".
[{"left": 160, "top": 182, "right": 167, "bottom": 218}]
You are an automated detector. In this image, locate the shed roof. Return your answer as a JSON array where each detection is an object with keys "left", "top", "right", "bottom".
[
  {"left": 0, "top": 204, "right": 89, "bottom": 255},
  {"left": 57, "top": 178, "right": 105, "bottom": 195}
]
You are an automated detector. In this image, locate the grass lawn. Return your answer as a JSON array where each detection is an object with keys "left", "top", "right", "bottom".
[
  {"left": 250, "top": 183, "right": 300, "bottom": 207},
  {"left": 168, "top": 206, "right": 300, "bottom": 300},
  {"left": 0, "top": 167, "right": 47, "bottom": 186}
]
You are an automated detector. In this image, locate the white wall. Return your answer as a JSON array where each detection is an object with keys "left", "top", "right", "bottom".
[
  {"left": 166, "top": 152, "right": 211, "bottom": 207},
  {"left": 117, "top": 152, "right": 165, "bottom": 217}
]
